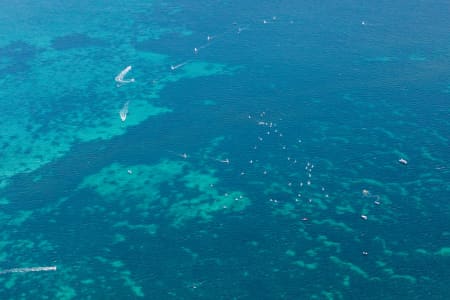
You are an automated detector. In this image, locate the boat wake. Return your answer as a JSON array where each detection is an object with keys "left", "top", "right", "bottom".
[{"left": 0, "top": 266, "right": 57, "bottom": 275}]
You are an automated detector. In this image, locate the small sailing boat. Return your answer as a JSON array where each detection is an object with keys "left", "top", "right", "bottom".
[{"left": 115, "top": 66, "right": 135, "bottom": 85}]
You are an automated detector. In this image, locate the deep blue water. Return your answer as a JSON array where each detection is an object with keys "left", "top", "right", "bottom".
[{"left": 0, "top": 0, "right": 449, "bottom": 299}]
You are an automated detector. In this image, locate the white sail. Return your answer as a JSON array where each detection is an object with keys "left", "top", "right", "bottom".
[{"left": 115, "top": 66, "right": 135, "bottom": 85}]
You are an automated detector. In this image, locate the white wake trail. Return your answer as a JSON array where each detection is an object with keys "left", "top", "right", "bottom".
[{"left": 0, "top": 266, "right": 57, "bottom": 275}]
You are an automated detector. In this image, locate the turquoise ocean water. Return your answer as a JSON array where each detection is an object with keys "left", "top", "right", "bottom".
[{"left": 0, "top": 0, "right": 449, "bottom": 299}]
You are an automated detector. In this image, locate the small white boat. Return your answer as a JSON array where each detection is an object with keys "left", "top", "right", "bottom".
[
  {"left": 119, "top": 101, "right": 129, "bottom": 122},
  {"left": 398, "top": 158, "right": 408, "bottom": 165}
]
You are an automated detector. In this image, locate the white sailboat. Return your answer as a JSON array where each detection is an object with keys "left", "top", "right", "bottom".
[{"left": 115, "top": 66, "right": 135, "bottom": 85}]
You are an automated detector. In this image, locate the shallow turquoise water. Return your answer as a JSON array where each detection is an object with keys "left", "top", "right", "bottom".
[{"left": 0, "top": 0, "right": 449, "bottom": 299}]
